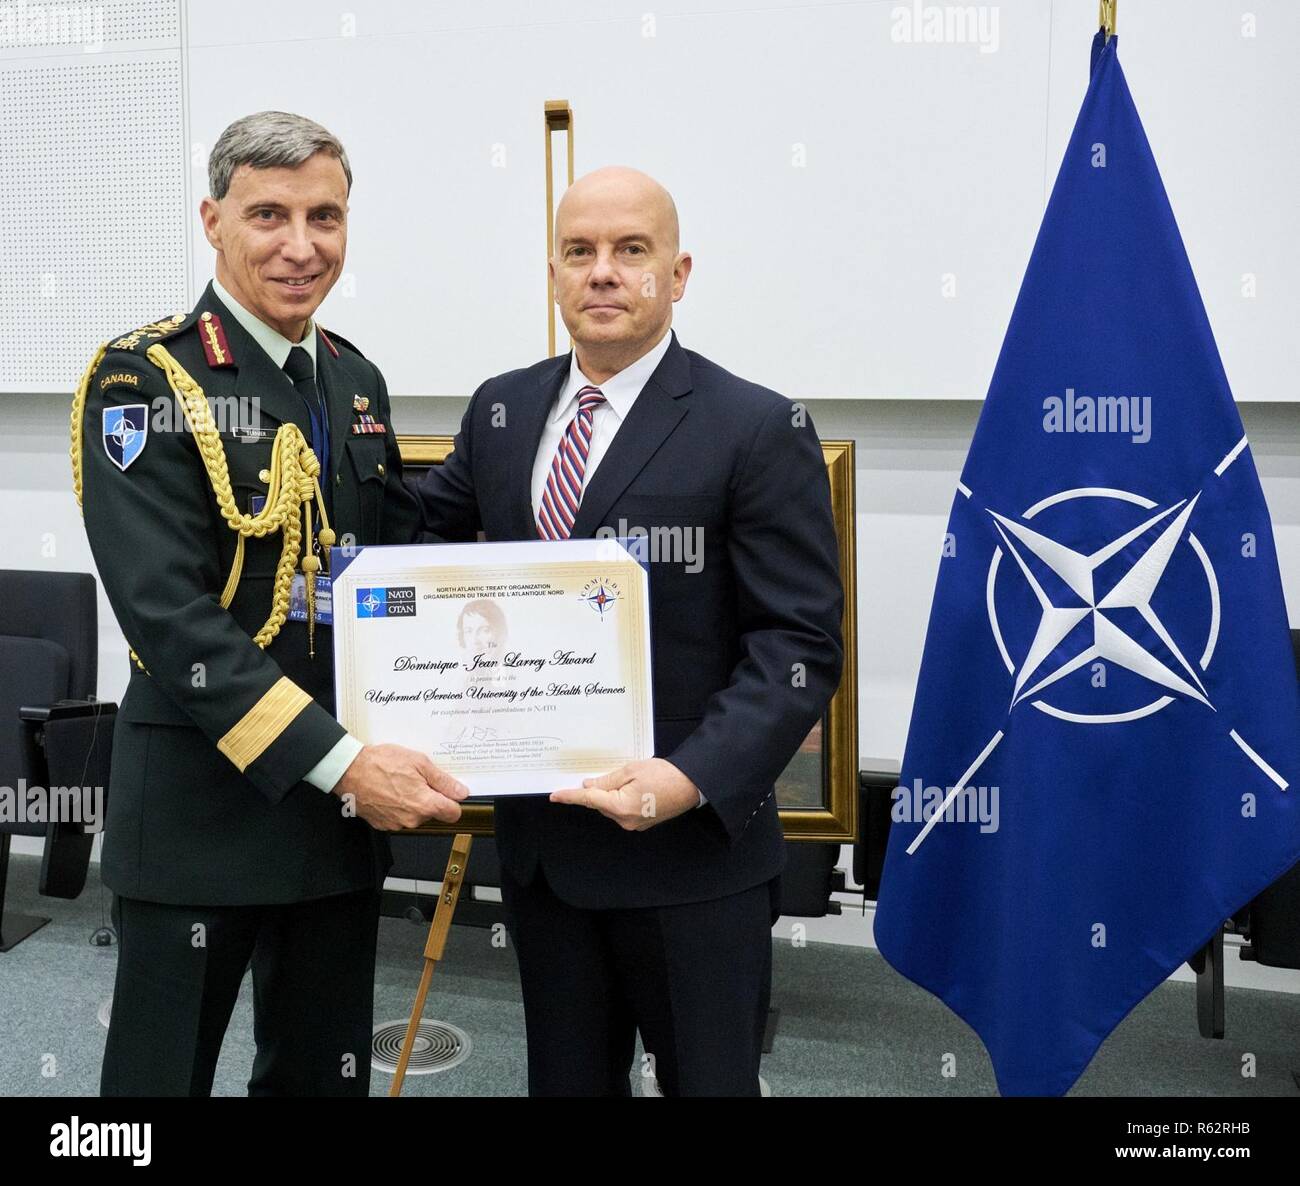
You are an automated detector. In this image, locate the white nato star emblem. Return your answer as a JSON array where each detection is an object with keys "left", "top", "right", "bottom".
[
  {"left": 111, "top": 419, "right": 138, "bottom": 450},
  {"left": 989, "top": 494, "right": 1212, "bottom": 711}
]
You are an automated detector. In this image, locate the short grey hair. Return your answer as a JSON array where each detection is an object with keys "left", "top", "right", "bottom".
[{"left": 208, "top": 111, "right": 352, "bottom": 200}]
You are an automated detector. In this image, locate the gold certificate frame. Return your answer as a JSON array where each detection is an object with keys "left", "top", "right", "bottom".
[{"left": 395, "top": 435, "right": 858, "bottom": 842}]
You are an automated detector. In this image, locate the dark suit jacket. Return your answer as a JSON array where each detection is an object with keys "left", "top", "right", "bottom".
[
  {"left": 80, "top": 282, "right": 420, "bottom": 905},
  {"left": 414, "top": 333, "right": 844, "bottom": 909}
]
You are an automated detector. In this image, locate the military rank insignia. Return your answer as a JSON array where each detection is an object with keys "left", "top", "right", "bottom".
[
  {"left": 110, "top": 314, "right": 184, "bottom": 351},
  {"left": 103, "top": 405, "right": 148, "bottom": 471},
  {"left": 199, "top": 311, "right": 234, "bottom": 368}
]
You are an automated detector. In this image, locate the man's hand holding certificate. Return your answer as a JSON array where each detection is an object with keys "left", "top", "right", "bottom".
[
  {"left": 549, "top": 757, "right": 702, "bottom": 831},
  {"left": 333, "top": 538, "right": 655, "bottom": 802},
  {"left": 333, "top": 743, "right": 469, "bottom": 830}
]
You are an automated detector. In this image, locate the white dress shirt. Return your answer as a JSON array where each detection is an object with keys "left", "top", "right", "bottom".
[{"left": 529, "top": 328, "right": 673, "bottom": 527}]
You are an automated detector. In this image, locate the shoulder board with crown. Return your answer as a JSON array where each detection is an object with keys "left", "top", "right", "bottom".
[
  {"left": 317, "top": 326, "right": 366, "bottom": 360},
  {"left": 109, "top": 312, "right": 189, "bottom": 353}
]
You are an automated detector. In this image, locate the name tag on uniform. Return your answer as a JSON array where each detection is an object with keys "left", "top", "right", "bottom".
[
  {"left": 288, "top": 575, "right": 334, "bottom": 625},
  {"left": 230, "top": 426, "right": 274, "bottom": 444}
]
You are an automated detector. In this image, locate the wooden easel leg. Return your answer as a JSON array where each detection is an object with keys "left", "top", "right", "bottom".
[{"left": 388, "top": 833, "right": 473, "bottom": 1097}]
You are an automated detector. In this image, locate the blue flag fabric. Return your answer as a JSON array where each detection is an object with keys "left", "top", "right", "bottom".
[{"left": 874, "top": 33, "right": 1300, "bottom": 1097}]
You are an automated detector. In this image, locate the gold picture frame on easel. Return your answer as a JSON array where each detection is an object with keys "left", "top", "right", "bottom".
[
  {"left": 544, "top": 100, "right": 574, "bottom": 358},
  {"left": 396, "top": 434, "right": 859, "bottom": 843}
]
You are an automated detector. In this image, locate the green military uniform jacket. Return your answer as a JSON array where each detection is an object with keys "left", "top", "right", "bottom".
[{"left": 77, "top": 282, "right": 420, "bottom": 905}]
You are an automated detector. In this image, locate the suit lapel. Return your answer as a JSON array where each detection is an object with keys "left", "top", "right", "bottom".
[
  {"left": 510, "top": 356, "right": 569, "bottom": 539},
  {"left": 318, "top": 332, "right": 371, "bottom": 488},
  {"left": 569, "top": 335, "right": 693, "bottom": 538}
]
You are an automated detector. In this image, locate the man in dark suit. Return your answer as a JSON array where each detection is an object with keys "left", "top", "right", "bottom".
[
  {"left": 77, "top": 111, "right": 467, "bottom": 1096},
  {"left": 414, "top": 167, "right": 844, "bottom": 1095}
]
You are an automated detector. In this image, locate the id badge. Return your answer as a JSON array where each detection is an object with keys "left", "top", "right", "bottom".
[{"left": 288, "top": 574, "right": 334, "bottom": 625}]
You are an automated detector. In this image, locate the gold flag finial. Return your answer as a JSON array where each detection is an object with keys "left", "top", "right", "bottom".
[{"left": 1099, "top": 0, "right": 1117, "bottom": 41}]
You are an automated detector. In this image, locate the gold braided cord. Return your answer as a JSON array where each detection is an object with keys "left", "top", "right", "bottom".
[
  {"left": 71, "top": 342, "right": 148, "bottom": 670},
  {"left": 70, "top": 343, "right": 108, "bottom": 510},
  {"left": 145, "top": 343, "right": 329, "bottom": 650},
  {"left": 68, "top": 339, "right": 332, "bottom": 668}
]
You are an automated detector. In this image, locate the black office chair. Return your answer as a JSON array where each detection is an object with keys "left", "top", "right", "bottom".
[
  {"left": 1190, "top": 627, "right": 1300, "bottom": 1037},
  {"left": 1237, "top": 627, "right": 1300, "bottom": 969},
  {"left": 0, "top": 570, "right": 116, "bottom": 951},
  {"left": 854, "top": 766, "right": 901, "bottom": 902}
]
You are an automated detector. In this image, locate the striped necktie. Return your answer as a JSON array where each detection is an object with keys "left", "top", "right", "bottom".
[{"left": 537, "top": 386, "right": 607, "bottom": 540}]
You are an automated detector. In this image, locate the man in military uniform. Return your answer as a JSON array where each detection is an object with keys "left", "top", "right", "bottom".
[{"left": 75, "top": 111, "right": 466, "bottom": 1096}]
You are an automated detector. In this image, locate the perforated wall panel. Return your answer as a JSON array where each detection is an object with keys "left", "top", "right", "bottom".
[
  {"left": 0, "top": 51, "right": 188, "bottom": 391},
  {"left": 0, "top": 0, "right": 180, "bottom": 59}
]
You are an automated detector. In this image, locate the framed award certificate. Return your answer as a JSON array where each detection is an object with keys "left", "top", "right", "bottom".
[{"left": 331, "top": 538, "right": 654, "bottom": 797}]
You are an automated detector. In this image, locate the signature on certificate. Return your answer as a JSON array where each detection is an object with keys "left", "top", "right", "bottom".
[{"left": 437, "top": 725, "right": 563, "bottom": 756}]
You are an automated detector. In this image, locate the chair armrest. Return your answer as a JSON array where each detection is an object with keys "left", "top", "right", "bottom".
[{"left": 19, "top": 698, "right": 119, "bottom": 726}]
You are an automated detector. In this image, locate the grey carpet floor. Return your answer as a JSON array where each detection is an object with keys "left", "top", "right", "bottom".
[{"left": 1, "top": 855, "right": 1297, "bottom": 1097}]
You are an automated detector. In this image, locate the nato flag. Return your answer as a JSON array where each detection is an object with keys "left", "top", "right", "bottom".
[{"left": 874, "top": 32, "right": 1300, "bottom": 1096}]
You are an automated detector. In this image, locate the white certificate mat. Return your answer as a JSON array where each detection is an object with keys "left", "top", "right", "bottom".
[{"left": 331, "top": 539, "right": 654, "bottom": 797}]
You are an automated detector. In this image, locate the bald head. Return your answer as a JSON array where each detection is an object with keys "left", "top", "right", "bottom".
[
  {"left": 555, "top": 166, "right": 680, "bottom": 254},
  {"left": 550, "top": 166, "right": 692, "bottom": 383}
]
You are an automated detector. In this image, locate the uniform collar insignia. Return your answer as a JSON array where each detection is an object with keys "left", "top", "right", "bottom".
[{"left": 199, "top": 310, "right": 235, "bottom": 368}]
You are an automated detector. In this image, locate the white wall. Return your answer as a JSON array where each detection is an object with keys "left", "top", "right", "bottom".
[
  {"left": 7, "top": 2, "right": 1297, "bottom": 401},
  {"left": 173, "top": 0, "right": 1300, "bottom": 403}
]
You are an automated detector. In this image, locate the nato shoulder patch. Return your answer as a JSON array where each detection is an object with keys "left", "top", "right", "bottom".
[{"left": 102, "top": 404, "right": 149, "bottom": 471}]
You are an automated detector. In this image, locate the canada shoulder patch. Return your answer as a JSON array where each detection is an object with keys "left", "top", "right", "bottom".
[{"left": 99, "top": 369, "right": 141, "bottom": 392}]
